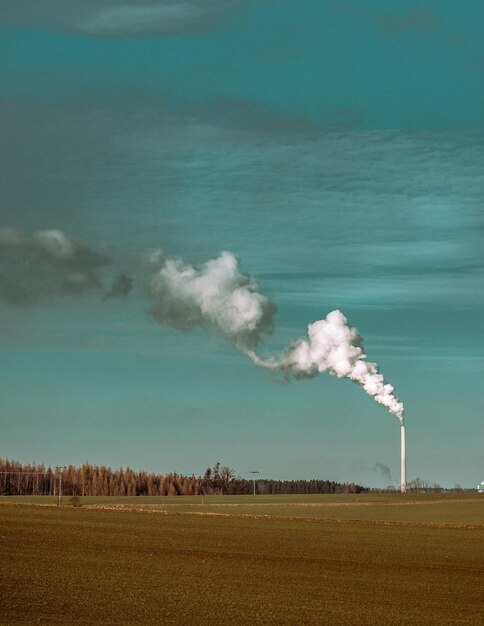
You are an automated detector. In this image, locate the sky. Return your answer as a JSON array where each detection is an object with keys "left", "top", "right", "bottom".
[{"left": 1, "top": 0, "right": 483, "bottom": 488}]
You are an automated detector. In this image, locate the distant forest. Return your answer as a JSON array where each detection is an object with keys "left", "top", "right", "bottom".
[{"left": 0, "top": 459, "right": 368, "bottom": 496}]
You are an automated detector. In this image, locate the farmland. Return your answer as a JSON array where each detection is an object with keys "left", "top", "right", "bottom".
[{"left": 1, "top": 493, "right": 483, "bottom": 625}]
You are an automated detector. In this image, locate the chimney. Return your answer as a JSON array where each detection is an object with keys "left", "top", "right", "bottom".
[{"left": 401, "top": 422, "right": 406, "bottom": 493}]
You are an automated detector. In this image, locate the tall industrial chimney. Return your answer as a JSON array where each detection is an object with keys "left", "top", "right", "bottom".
[{"left": 400, "top": 422, "right": 406, "bottom": 493}]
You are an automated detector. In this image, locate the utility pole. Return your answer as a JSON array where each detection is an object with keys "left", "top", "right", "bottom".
[
  {"left": 56, "top": 466, "right": 66, "bottom": 506},
  {"left": 248, "top": 471, "right": 260, "bottom": 496}
]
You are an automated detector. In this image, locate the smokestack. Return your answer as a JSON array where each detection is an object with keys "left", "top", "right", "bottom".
[{"left": 400, "top": 422, "right": 406, "bottom": 493}]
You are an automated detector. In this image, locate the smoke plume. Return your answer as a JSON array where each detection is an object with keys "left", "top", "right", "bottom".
[
  {"left": 245, "top": 310, "right": 404, "bottom": 421},
  {"left": 149, "top": 251, "right": 276, "bottom": 348},
  {"left": 148, "top": 250, "right": 403, "bottom": 420},
  {"left": 0, "top": 227, "right": 108, "bottom": 305},
  {"left": 374, "top": 463, "right": 393, "bottom": 482}
]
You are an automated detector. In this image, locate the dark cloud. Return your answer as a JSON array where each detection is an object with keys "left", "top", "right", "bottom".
[
  {"left": 0, "top": 227, "right": 108, "bottom": 306},
  {"left": 105, "top": 273, "right": 134, "bottom": 299},
  {"left": 377, "top": 7, "right": 440, "bottom": 34},
  {"left": 0, "top": 0, "right": 253, "bottom": 38}
]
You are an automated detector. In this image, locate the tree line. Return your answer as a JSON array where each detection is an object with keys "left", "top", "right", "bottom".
[{"left": 0, "top": 458, "right": 368, "bottom": 496}]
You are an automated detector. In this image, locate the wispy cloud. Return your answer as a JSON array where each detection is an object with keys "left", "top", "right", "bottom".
[
  {"left": 0, "top": 0, "right": 253, "bottom": 37},
  {"left": 1, "top": 95, "right": 482, "bottom": 309}
]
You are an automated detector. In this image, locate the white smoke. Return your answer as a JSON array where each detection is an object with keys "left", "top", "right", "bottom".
[
  {"left": 246, "top": 310, "right": 404, "bottom": 421},
  {"left": 149, "top": 251, "right": 276, "bottom": 348},
  {"left": 148, "top": 250, "right": 403, "bottom": 420}
]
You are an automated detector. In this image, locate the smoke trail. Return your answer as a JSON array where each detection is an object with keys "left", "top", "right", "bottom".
[
  {"left": 149, "top": 251, "right": 276, "bottom": 348},
  {"left": 148, "top": 250, "right": 403, "bottom": 420},
  {"left": 245, "top": 310, "right": 404, "bottom": 421}
]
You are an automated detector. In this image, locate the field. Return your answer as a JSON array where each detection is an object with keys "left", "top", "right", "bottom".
[{"left": 1, "top": 494, "right": 483, "bottom": 625}]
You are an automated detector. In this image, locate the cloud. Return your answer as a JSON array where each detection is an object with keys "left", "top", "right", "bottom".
[
  {"left": 377, "top": 7, "right": 441, "bottom": 34},
  {"left": 1, "top": 95, "right": 482, "bottom": 308},
  {"left": 0, "top": 0, "right": 253, "bottom": 37},
  {"left": 0, "top": 227, "right": 108, "bottom": 306},
  {"left": 149, "top": 251, "right": 276, "bottom": 348}
]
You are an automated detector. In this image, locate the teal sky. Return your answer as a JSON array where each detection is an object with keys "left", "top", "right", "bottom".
[{"left": 1, "top": 0, "right": 483, "bottom": 488}]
